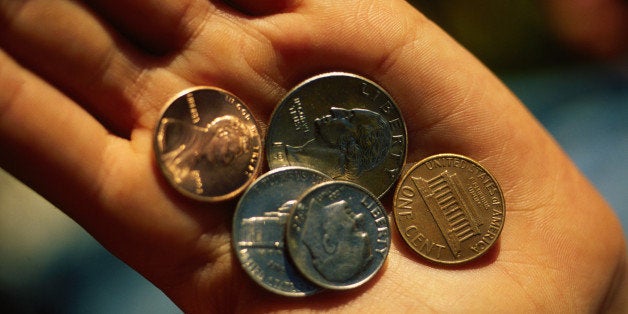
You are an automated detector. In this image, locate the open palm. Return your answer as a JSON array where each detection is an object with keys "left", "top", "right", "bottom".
[{"left": 0, "top": 0, "right": 625, "bottom": 312}]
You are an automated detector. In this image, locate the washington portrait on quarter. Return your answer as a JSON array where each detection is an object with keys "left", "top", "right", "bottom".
[
  {"left": 267, "top": 72, "right": 407, "bottom": 198},
  {"left": 279, "top": 107, "right": 392, "bottom": 180}
]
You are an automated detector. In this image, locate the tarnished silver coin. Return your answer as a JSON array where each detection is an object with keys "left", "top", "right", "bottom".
[
  {"left": 286, "top": 181, "right": 390, "bottom": 290},
  {"left": 266, "top": 72, "right": 407, "bottom": 198},
  {"left": 154, "top": 87, "right": 262, "bottom": 202},
  {"left": 393, "top": 154, "right": 505, "bottom": 264},
  {"left": 232, "top": 167, "right": 331, "bottom": 296}
]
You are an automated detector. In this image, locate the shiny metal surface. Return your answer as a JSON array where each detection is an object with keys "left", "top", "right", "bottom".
[
  {"left": 154, "top": 87, "right": 262, "bottom": 202},
  {"left": 232, "top": 167, "right": 331, "bottom": 296},
  {"left": 266, "top": 72, "right": 407, "bottom": 198},
  {"left": 286, "top": 181, "right": 390, "bottom": 290}
]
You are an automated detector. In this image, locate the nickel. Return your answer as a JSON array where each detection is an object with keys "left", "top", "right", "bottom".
[{"left": 232, "top": 167, "right": 331, "bottom": 296}]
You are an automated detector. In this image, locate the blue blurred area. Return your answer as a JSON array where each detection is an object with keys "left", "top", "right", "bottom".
[
  {"left": 0, "top": 209, "right": 181, "bottom": 313},
  {"left": 504, "top": 62, "right": 628, "bottom": 224}
]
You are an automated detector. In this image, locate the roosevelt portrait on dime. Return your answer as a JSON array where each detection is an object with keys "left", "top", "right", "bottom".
[{"left": 301, "top": 199, "right": 373, "bottom": 282}]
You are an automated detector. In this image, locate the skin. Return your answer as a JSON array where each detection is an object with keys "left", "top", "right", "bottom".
[
  {"left": 0, "top": 0, "right": 626, "bottom": 312},
  {"left": 544, "top": 0, "right": 628, "bottom": 59}
]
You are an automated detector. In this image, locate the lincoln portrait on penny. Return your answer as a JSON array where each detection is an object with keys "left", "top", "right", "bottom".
[{"left": 159, "top": 115, "right": 252, "bottom": 187}]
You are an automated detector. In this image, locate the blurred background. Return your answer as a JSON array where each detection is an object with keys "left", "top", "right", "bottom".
[{"left": 1, "top": 0, "right": 626, "bottom": 312}]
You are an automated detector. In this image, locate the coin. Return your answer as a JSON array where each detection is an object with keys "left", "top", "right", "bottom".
[
  {"left": 286, "top": 181, "right": 390, "bottom": 290},
  {"left": 232, "top": 167, "right": 331, "bottom": 296},
  {"left": 393, "top": 153, "right": 505, "bottom": 264},
  {"left": 266, "top": 72, "right": 407, "bottom": 198},
  {"left": 154, "top": 87, "right": 262, "bottom": 202}
]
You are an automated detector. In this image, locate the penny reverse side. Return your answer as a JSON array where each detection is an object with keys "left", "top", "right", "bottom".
[{"left": 393, "top": 153, "right": 505, "bottom": 264}]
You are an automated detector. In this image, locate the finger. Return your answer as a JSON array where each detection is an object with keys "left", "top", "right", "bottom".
[
  {"left": 85, "top": 0, "right": 298, "bottom": 125},
  {"left": 0, "top": 49, "right": 110, "bottom": 215},
  {"left": 545, "top": 0, "right": 628, "bottom": 58},
  {"left": 0, "top": 48, "right": 232, "bottom": 297},
  {"left": 262, "top": 0, "right": 558, "bottom": 200},
  {"left": 225, "top": 0, "right": 299, "bottom": 16},
  {"left": 256, "top": 1, "right": 538, "bottom": 162},
  {"left": 0, "top": 0, "right": 196, "bottom": 137},
  {"left": 86, "top": 0, "right": 209, "bottom": 55}
]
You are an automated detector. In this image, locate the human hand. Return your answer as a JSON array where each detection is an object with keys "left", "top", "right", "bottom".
[
  {"left": 0, "top": 0, "right": 625, "bottom": 312},
  {"left": 544, "top": 0, "right": 628, "bottom": 59}
]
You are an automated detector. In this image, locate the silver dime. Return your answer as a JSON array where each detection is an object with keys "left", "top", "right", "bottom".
[
  {"left": 286, "top": 181, "right": 391, "bottom": 290},
  {"left": 232, "top": 167, "right": 331, "bottom": 296},
  {"left": 154, "top": 87, "right": 262, "bottom": 202},
  {"left": 266, "top": 72, "right": 407, "bottom": 198}
]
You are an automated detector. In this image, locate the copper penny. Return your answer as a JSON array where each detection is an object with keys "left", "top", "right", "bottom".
[
  {"left": 154, "top": 87, "right": 262, "bottom": 202},
  {"left": 393, "top": 154, "right": 505, "bottom": 264}
]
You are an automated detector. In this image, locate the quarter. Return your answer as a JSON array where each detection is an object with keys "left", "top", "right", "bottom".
[
  {"left": 154, "top": 87, "right": 262, "bottom": 202},
  {"left": 393, "top": 153, "right": 506, "bottom": 264},
  {"left": 266, "top": 72, "right": 407, "bottom": 198}
]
